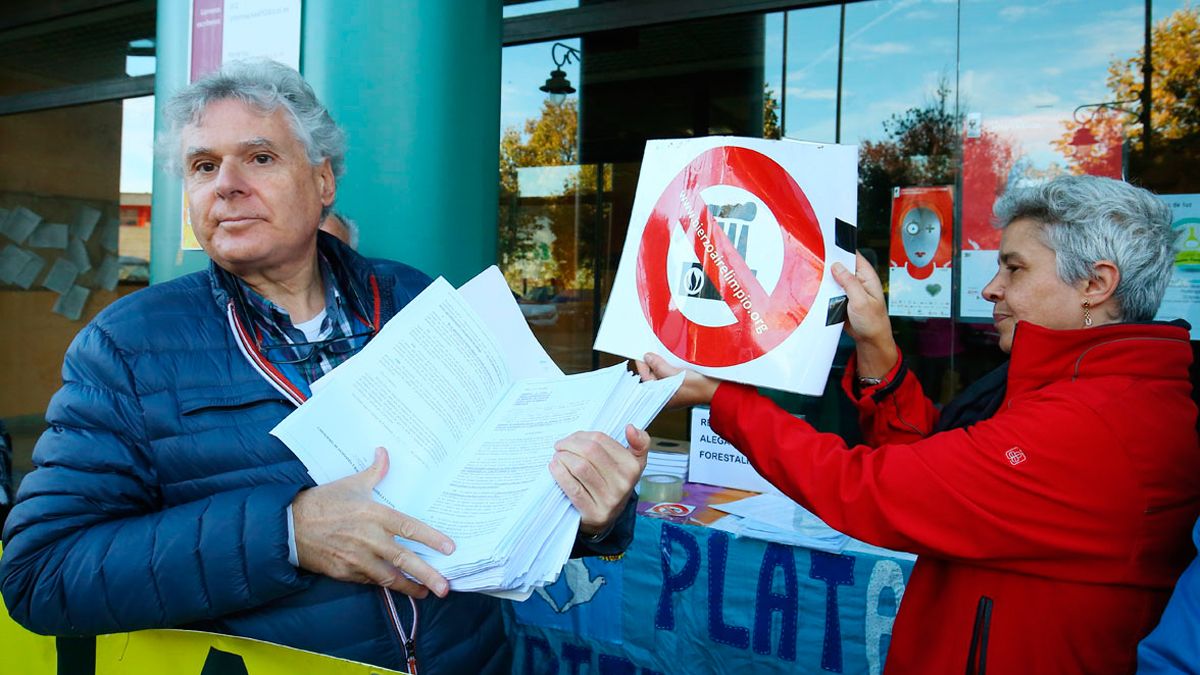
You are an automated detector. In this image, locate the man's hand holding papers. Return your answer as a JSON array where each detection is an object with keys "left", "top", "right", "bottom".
[
  {"left": 292, "top": 446, "right": 455, "bottom": 599},
  {"left": 272, "top": 267, "right": 683, "bottom": 598},
  {"left": 552, "top": 425, "right": 649, "bottom": 538}
]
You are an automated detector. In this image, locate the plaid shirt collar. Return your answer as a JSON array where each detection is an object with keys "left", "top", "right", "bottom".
[{"left": 237, "top": 253, "right": 370, "bottom": 385}]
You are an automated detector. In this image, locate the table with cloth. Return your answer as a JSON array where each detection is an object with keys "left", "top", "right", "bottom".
[{"left": 505, "top": 483, "right": 916, "bottom": 675}]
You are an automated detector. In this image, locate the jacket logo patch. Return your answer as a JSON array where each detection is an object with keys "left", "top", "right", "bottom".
[{"left": 1005, "top": 446, "right": 1027, "bottom": 466}]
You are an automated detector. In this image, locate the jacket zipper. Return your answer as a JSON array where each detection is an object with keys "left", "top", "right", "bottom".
[
  {"left": 381, "top": 588, "right": 419, "bottom": 674},
  {"left": 965, "top": 595, "right": 993, "bottom": 675},
  {"left": 228, "top": 270, "right": 407, "bottom": 666}
]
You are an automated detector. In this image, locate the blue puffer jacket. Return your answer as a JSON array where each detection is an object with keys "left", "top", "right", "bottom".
[{"left": 3, "top": 235, "right": 615, "bottom": 673}]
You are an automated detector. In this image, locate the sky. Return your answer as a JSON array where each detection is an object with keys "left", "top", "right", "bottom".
[
  {"left": 120, "top": 0, "right": 1193, "bottom": 194},
  {"left": 499, "top": 0, "right": 1194, "bottom": 178}
]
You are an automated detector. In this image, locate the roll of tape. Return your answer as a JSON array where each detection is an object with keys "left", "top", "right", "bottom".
[{"left": 639, "top": 474, "right": 684, "bottom": 503}]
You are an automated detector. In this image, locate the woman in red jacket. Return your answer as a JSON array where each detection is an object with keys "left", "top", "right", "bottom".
[{"left": 638, "top": 175, "right": 1200, "bottom": 674}]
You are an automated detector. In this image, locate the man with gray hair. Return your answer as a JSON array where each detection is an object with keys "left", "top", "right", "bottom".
[
  {"left": 321, "top": 210, "right": 360, "bottom": 249},
  {"left": 0, "top": 60, "right": 646, "bottom": 673}
]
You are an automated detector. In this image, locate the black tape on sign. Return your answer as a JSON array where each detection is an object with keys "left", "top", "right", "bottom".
[
  {"left": 826, "top": 295, "right": 848, "bottom": 326},
  {"left": 835, "top": 218, "right": 856, "bottom": 253}
]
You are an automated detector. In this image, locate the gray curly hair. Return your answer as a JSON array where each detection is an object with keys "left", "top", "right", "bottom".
[
  {"left": 157, "top": 59, "right": 346, "bottom": 183},
  {"left": 993, "top": 175, "right": 1176, "bottom": 322}
]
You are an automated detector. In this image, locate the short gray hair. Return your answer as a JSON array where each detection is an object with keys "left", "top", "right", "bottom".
[
  {"left": 324, "top": 210, "right": 360, "bottom": 249},
  {"left": 158, "top": 59, "right": 346, "bottom": 181},
  {"left": 993, "top": 175, "right": 1175, "bottom": 321}
]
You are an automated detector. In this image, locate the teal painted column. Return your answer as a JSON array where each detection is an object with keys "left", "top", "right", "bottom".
[
  {"left": 151, "top": 1, "right": 501, "bottom": 285},
  {"left": 149, "top": 0, "right": 210, "bottom": 282},
  {"left": 304, "top": 1, "right": 501, "bottom": 284}
]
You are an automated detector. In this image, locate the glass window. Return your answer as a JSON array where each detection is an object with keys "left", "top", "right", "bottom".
[
  {"left": 497, "top": 0, "right": 1200, "bottom": 437},
  {"left": 504, "top": 1, "right": 580, "bottom": 19},
  {"left": 0, "top": 4, "right": 156, "bottom": 484},
  {"left": 841, "top": 0, "right": 960, "bottom": 403},
  {"left": 780, "top": 5, "right": 842, "bottom": 143}
]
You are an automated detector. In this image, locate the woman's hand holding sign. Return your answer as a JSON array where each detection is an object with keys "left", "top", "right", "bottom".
[
  {"left": 636, "top": 354, "right": 720, "bottom": 409},
  {"left": 830, "top": 252, "right": 899, "bottom": 380}
]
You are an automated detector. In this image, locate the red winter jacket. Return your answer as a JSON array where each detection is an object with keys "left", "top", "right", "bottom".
[{"left": 709, "top": 321, "right": 1200, "bottom": 674}]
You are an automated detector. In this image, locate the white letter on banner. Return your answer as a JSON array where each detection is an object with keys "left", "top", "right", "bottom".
[{"left": 865, "top": 559, "right": 906, "bottom": 675}]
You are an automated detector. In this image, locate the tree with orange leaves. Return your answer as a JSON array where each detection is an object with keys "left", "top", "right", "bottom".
[{"left": 1055, "top": 6, "right": 1200, "bottom": 185}]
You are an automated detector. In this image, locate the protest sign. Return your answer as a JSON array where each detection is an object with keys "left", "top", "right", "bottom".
[{"left": 595, "top": 137, "right": 857, "bottom": 395}]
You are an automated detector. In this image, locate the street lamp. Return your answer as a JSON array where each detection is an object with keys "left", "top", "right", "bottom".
[
  {"left": 539, "top": 42, "right": 580, "bottom": 104},
  {"left": 1069, "top": 100, "right": 1141, "bottom": 174}
]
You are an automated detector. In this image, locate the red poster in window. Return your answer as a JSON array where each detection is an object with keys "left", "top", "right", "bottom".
[{"left": 888, "top": 186, "right": 953, "bottom": 318}]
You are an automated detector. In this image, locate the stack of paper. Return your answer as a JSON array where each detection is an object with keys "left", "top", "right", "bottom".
[
  {"left": 643, "top": 449, "right": 688, "bottom": 482},
  {"left": 709, "top": 492, "right": 850, "bottom": 553},
  {"left": 272, "top": 267, "right": 682, "bottom": 599}
]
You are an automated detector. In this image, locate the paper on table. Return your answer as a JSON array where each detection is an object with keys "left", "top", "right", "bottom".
[
  {"left": 28, "top": 223, "right": 69, "bottom": 249},
  {"left": 42, "top": 259, "right": 80, "bottom": 295},
  {"left": 710, "top": 492, "right": 849, "bottom": 551},
  {"left": 73, "top": 206, "right": 101, "bottom": 241},
  {"left": 52, "top": 285, "right": 90, "bottom": 321}
]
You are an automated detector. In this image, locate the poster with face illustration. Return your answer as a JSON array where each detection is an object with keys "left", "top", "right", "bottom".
[
  {"left": 1153, "top": 194, "right": 1200, "bottom": 338},
  {"left": 887, "top": 186, "right": 954, "bottom": 318}
]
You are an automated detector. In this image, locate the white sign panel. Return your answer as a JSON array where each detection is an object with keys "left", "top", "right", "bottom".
[
  {"left": 595, "top": 136, "right": 858, "bottom": 395},
  {"left": 1154, "top": 194, "right": 1200, "bottom": 338},
  {"left": 688, "top": 407, "right": 780, "bottom": 494}
]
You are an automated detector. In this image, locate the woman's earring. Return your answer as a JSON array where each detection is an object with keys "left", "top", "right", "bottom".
[{"left": 1082, "top": 299, "right": 1093, "bottom": 327}]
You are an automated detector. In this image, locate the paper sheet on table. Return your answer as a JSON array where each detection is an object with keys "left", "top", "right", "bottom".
[{"left": 711, "top": 492, "right": 849, "bottom": 551}]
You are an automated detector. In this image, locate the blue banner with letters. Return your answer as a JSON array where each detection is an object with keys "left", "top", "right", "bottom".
[{"left": 507, "top": 517, "right": 915, "bottom": 674}]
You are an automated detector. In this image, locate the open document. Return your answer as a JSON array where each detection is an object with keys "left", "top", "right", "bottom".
[{"left": 272, "top": 267, "right": 683, "bottom": 598}]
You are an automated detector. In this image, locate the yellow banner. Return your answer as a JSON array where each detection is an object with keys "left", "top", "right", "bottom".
[
  {"left": 1, "top": 595, "right": 407, "bottom": 675},
  {"left": 96, "top": 629, "right": 407, "bottom": 675}
]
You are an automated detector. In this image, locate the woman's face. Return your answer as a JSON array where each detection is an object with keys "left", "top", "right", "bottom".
[{"left": 982, "top": 217, "right": 1088, "bottom": 353}]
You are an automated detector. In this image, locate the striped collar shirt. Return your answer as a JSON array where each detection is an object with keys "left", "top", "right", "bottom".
[{"left": 238, "top": 254, "right": 370, "bottom": 385}]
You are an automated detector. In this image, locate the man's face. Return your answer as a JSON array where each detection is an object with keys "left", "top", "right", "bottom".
[{"left": 181, "top": 98, "right": 335, "bottom": 276}]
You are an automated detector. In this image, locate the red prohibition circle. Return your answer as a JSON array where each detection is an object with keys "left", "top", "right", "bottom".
[{"left": 636, "top": 145, "right": 825, "bottom": 367}]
